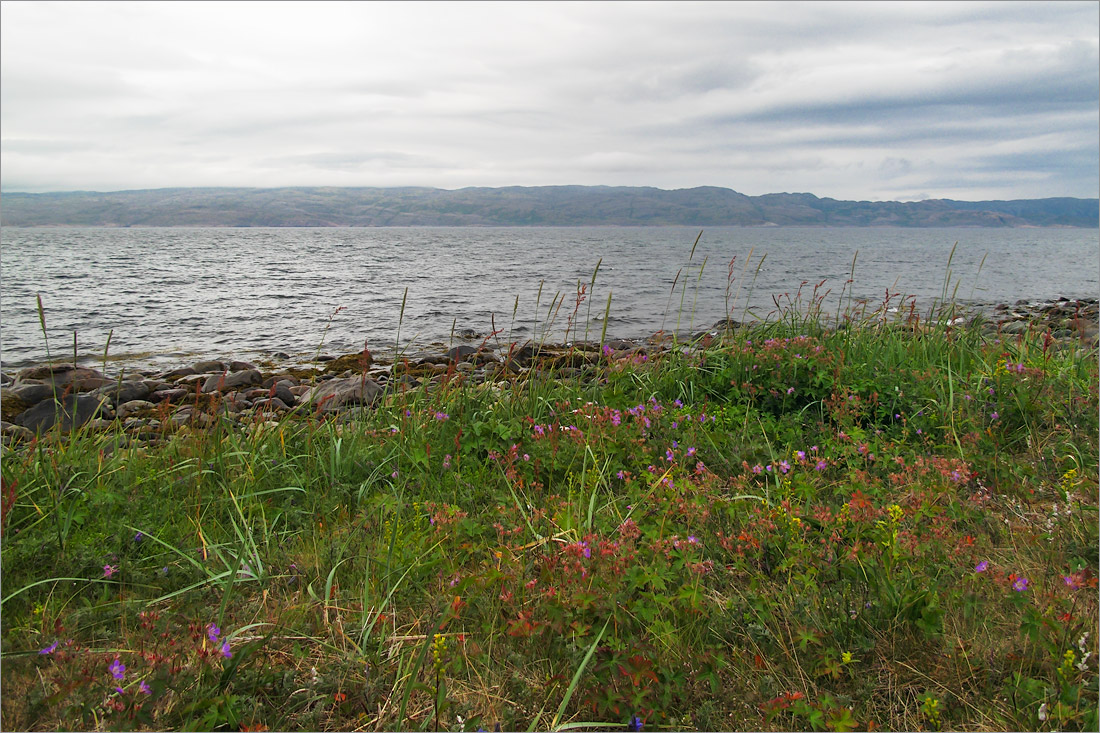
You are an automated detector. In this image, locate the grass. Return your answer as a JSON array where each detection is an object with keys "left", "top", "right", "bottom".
[{"left": 1, "top": 260, "right": 1097, "bottom": 731}]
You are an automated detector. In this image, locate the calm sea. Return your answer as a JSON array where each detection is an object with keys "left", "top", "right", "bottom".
[{"left": 1, "top": 226, "right": 1096, "bottom": 371}]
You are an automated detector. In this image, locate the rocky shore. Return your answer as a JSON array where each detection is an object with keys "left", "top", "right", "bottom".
[{"left": 2, "top": 297, "right": 1096, "bottom": 449}]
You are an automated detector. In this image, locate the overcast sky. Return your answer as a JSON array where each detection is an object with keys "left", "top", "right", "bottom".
[{"left": 2, "top": 1, "right": 1097, "bottom": 201}]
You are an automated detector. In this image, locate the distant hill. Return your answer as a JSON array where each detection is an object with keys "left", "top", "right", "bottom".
[{"left": 1, "top": 186, "right": 1096, "bottom": 227}]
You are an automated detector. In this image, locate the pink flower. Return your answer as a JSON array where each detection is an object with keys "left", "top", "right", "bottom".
[{"left": 103, "top": 565, "right": 118, "bottom": 579}]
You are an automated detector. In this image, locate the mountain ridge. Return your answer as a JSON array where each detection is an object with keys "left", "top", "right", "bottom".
[{"left": 1, "top": 185, "right": 1096, "bottom": 227}]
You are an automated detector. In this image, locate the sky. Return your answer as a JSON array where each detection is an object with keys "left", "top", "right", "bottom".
[{"left": 1, "top": 1, "right": 1097, "bottom": 201}]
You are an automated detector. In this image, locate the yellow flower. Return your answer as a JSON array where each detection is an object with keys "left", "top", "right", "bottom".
[{"left": 841, "top": 651, "right": 853, "bottom": 664}]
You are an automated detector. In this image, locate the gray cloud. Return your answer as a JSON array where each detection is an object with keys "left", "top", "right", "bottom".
[{"left": 1, "top": 1, "right": 1096, "bottom": 200}]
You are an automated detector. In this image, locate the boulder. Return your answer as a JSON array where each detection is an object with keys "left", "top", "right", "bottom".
[
  {"left": 229, "top": 360, "right": 258, "bottom": 372},
  {"left": 160, "top": 366, "right": 197, "bottom": 380},
  {"left": 117, "top": 400, "right": 156, "bottom": 420},
  {"left": 306, "top": 376, "right": 383, "bottom": 412},
  {"left": 446, "top": 345, "right": 480, "bottom": 361},
  {"left": 192, "top": 360, "right": 227, "bottom": 373},
  {"left": 14, "top": 393, "right": 109, "bottom": 433},
  {"left": 202, "top": 370, "right": 262, "bottom": 393},
  {"left": 95, "top": 381, "right": 153, "bottom": 404},
  {"left": 149, "top": 388, "right": 189, "bottom": 403},
  {"left": 7, "top": 383, "right": 60, "bottom": 407},
  {"left": 15, "top": 363, "right": 106, "bottom": 388}
]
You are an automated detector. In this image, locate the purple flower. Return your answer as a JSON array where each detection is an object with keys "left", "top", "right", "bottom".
[
  {"left": 133, "top": 531, "right": 144, "bottom": 543},
  {"left": 752, "top": 464, "right": 763, "bottom": 474},
  {"left": 103, "top": 564, "right": 118, "bottom": 578},
  {"left": 206, "top": 623, "right": 221, "bottom": 643},
  {"left": 796, "top": 450, "right": 806, "bottom": 461},
  {"left": 220, "top": 640, "right": 233, "bottom": 658},
  {"left": 139, "top": 680, "right": 152, "bottom": 695},
  {"left": 778, "top": 460, "right": 790, "bottom": 474},
  {"left": 686, "top": 446, "right": 696, "bottom": 457},
  {"left": 616, "top": 470, "right": 627, "bottom": 480},
  {"left": 39, "top": 640, "right": 59, "bottom": 655},
  {"left": 665, "top": 449, "right": 674, "bottom": 462},
  {"left": 628, "top": 715, "right": 644, "bottom": 732},
  {"left": 434, "top": 411, "right": 449, "bottom": 421},
  {"left": 1012, "top": 577, "right": 1029, "bottom": 592},
  {"left": 975, "top": 560, "right": 989, "bottom": 573},
  {"left": 815, "top": 460, "right": 827, "bottom": 471},
  {"left": 672, "top": 399, "right": 683, "bottom": 408},
  {"left": 109, "top": 659, "right": 126, "bottom": 680}
]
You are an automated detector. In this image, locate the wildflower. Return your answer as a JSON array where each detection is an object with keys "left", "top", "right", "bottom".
[
  {"left": 672, "top": 399, "right": 683, "bottom": 408},
  {"left": 207, "top": 623, "right": 221, "bottom": 643},
  {"left": 990, "top": 412, "right": 999, "bottom": 421},
  {"left": 109, "top": 659, "right": 126, "bottom": 680},
  {"left": 796, "top": 450, "right": 806, "bottom": 461},
  {"left": 434, "top": 411, "right": 449, "bottom": 421},
  {"left": 103, "top": 564, "right": 118, "bottom": 578},
  {"left": 133, "top": 531, "right": 144, "bottom": 543},
  {"left": 1038, "top": 702, "right": 1048, "bottom": 722},
  {"left": 139, "top": 680, "right": 152, "bottom": 695},
  {"left": 220, "top": 640, "right": 232, "bottom": 658},
  {"left": 815, "top": 460, "right": 827, "bottom": 471},
  {"left": 786, "top": 387, "right": 795, "bottom": 395},
  {"left": 687, "top": 535, "right": 698, "bottom": 544},
  {"left": 841, "top": 651, "right": 853, "bottom": 664},
  {"left": 974, "top": 560, "right": 989, "bottom": 573},
  {"left": 665, "top": 449, "right": 674, "bottom": 462},
  {"left": 39, "top": 640, "right": 59, "bottom": 655},
  {"left": 686, "top": 446, "right": 696, "bottom": 457},
  {"left": 627, "top": 715, "right": 644, "bottom": 731},
  {"left": 778, "top": 460, "right": 790, "bottom": 474},
  {"left": 1012, "top": 576, "right": 1029, "bottom": 592},
  {"left": 442, "top": 454, "right": 452, "bottom": 470},
  {"left": 616, "top": 470, "right": 627, "bottom": 480},
  {"left": 752, "top": 464, "right": 763, "bottom": 474}
]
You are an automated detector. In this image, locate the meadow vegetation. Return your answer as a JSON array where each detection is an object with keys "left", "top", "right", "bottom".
[{"left": 1, "top": 274, "right": 1097, "bottom": 731}]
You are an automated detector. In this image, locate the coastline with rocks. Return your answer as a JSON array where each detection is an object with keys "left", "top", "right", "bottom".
[{"left": 2, "top": 297, "right": 1096, "bottom": 448}]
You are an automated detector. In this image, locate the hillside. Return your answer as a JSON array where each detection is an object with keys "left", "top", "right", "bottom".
[{"left": 1, "top": 186, "right": 1096, "bottom": 227}]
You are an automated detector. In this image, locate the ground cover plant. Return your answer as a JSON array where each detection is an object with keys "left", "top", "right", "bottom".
[{"left": 2, "top": 284, "right": 1097, "bottom": 731}]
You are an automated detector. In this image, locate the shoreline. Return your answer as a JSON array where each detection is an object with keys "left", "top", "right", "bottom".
[
  {"left": 1, "top": 295, "right": 1096, "bottom": 376},
  {"left": 1, "top": 297, "right": 1096, "bottom": 443}
]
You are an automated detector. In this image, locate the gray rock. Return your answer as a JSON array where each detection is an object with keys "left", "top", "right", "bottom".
[
  {"left": 95, "top": 381, "right": 152, "bottom": 404},
  {"left": 307, "top": 376, "right": 383, "bottom": 412},
  {"left": 1, "top": 422, "right": 35, "bottom": 442},
  {"left": 117, "top": 400, "right": 156, "bottom": 420},
  {"left": 229, "top": 360, "right": 258, "bottom": 372},
  {"left": 252, "top": 397, "right": 290, "bottom": 412},
  {"left": 8, "top": 382, "right": 61, "bottom": 406},
  {"left": 15, "top": 363, "right": 106, "bottom": 388},
  {"left": 160, "top": 366, "right": 197, "bottom": 380},
  {"left": 1000, "top": 321, "right": 1030, "bottom": 335},
  {"left": 201, "top": 370, "right": 262, "bottom": 393},
  {"left": 149, "top": 388, "right": 190, "bottom": 403},
  {"left": 192, "top": 360, "right": 227, "bottom": 373},
  {"left": 446, "top": 345, "right": 480, "bottom": 361},
  {"left": 14, "top": 393, "right": 109, "bottom": 433}
]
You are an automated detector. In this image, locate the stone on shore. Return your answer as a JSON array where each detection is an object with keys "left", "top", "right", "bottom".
[
  {"left": 14, "top": 393, "right": 110, "bottom": 433},
  {"left": 201, "top": 370, "right": 262, "bottom": 393},
  {"left": 306, "top": 376, "right": 383, "bottom": 412}
]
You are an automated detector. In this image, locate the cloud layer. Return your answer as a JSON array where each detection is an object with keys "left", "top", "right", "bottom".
[{"left": 2, "top": 1, "right": 1097, "bottom": 200}]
